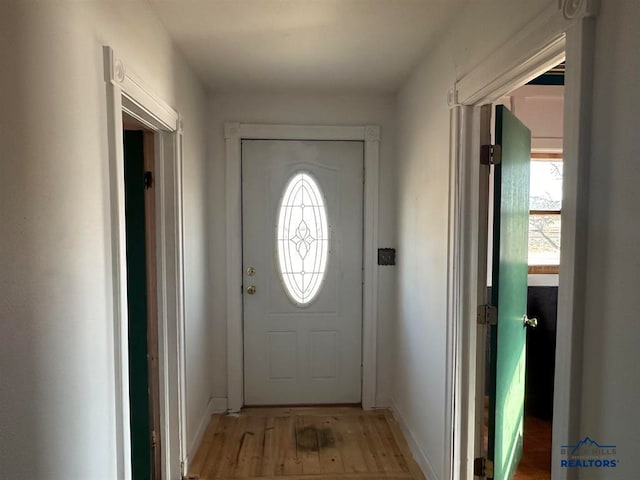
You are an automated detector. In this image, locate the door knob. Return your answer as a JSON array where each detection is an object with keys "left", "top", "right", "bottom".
[
  {"left": 246, "top": 285, "right": 256, "bottom": 295},
  {"left": 523, "top": 315, "right": 538, "bottom": 328}
]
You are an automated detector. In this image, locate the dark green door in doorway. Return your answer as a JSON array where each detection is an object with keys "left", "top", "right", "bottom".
[
  {"left": 124, "top": 130, "right": 153, "bottom": 480},
  {"left": 488, "top": 105, "right": 531, "bottom": 479}
]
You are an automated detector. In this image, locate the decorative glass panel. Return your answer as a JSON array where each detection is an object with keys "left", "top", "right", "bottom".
[{"left": 276, "top": 172, "right": 329, "bottom": 305}]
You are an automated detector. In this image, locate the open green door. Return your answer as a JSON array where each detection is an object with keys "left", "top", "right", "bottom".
[{"left": 488, "top": 105, "right": 531, "bottom": 479}]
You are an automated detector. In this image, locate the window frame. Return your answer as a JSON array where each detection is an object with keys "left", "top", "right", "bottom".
[{"left": 528, "top": 152, "right": 563, "bottom": 274}]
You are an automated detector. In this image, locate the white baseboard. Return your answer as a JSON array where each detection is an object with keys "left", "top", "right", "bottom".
[
  {"left": 186, "top": 397, "right": 228, "bottom": 469},
  {"left": 211, "top": 396, "right": 228, "bottom": 413},
  {"left": 375, "top": 393, "right": 392, "bottom": 408},
  {"left": 390, "top": 400, "right": 439, "bottom": 480}
]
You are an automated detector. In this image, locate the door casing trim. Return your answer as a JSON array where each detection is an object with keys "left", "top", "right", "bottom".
[
  {"left": 445, "top": 1, "right": 599, "bottom": 479},
  {"left": 225, "top": 123, "right": 380, "bottom": 411},
  {"left": 104, "top": 46, "right": 188, "bottom": 480}
]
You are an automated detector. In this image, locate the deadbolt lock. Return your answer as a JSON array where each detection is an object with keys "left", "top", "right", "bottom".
[
  {"left": 246, "top": 267, "right": 256, "bottom": 276},
  {"left": 246, "top": 285, "right": 256, "bottom": 295}
]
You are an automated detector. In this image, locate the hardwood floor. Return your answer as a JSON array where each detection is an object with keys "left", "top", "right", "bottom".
[
  {"left": 483, "top": 397, "right": 552, "bottom": 480},
  {"left": 186, "top": 407, "right": 425, "bottom": 480},
  {"left": 514, "top": 416, "right": 552, "bottom": 480}
]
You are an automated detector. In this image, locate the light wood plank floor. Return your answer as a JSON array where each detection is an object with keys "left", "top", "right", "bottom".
[{"left": 186, "top": 407, "right": 425, "bottom": 480}]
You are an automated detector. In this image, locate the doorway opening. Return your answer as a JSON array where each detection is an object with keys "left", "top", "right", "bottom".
[
  {"left": 224, "top": 123, "right": 380, "bottom": 412},
  {"left": 480, "top": 64, "right": 565, "bottom": 480},
  {"left": 104, "top": 45, "right": 188, "bottom": 479},
  {"left": 448, "top": 11, "right": 596, "bottom": 478},
  {"left": 123, "top": 115, "right": 162, "bottom": 479}
]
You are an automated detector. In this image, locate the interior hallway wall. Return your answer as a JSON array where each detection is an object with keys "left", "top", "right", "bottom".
[
  {"left": 0, "top": 3, "right": 211, "bottom": 478},
  {"left": 207, "top": 92, "right": 397, "bottom": 407}
]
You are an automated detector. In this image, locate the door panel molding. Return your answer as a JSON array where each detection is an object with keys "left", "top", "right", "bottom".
[{"left": 225, "top": 123, "right": 380, "bottom": 411}]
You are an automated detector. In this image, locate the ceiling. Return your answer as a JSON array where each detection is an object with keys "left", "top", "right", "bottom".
[{"left": 148, "top": 0, "right": 469, "bottom": 93}]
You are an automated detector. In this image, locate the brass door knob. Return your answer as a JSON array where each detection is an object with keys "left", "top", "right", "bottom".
[
  {"left": 246, "top": 285, "right": 256, "bottom": 295},
  {"left": 523, "top": 315, "right": 538, "bottom": 328}
]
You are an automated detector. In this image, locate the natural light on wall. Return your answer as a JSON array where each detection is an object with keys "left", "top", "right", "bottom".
[{"left": 529, "top": 158, "right": 562, "bottom": 270}]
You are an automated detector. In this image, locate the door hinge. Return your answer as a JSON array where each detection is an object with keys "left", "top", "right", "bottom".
[
  {"left": 144, "top": 170, "right": 154, "bottom": 189},
  {"left": 480, "top": 144, "right": 502, "bottom": 165},
  {"left": 477, "top": 304, "right": 498, "bottom": 325},
  {"left": 151, "top": 429, "right": 157, "bottom": 447},
  {"left": 474, "top": 457, "right": 494, "bottom": 478}
]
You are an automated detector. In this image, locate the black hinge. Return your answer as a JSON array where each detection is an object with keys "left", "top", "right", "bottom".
[
  {"left": 477, "top": 304, "right": 498, "bottom": 325},
  {"left": 474, "top": 457, "right": 494, "bottom": 478},
  {"left": 144, "top": 171, "right": 154, "bottom": 189},
  {"left": 480, "top": 144, "right": 502, "bottom": 165}
]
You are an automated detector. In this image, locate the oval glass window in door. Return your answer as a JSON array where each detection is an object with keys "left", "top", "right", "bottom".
[{"left": 276, "top": 172, "right": 329, "bottom": 305}]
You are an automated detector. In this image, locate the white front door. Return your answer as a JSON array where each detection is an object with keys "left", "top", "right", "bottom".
[{"left": 242, "top": 140, "right": 364, "bottom": 405}]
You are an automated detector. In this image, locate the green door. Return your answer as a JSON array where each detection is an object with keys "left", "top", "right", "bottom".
[
  {"left": 124, "top": 131, "right": 152, "bottom": 480},
  {"left": 488, "top": 106, "right": 531, "bottom": 479}
]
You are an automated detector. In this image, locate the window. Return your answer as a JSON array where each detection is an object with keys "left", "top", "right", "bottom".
[
  {"left": 529, "top": 153, "right": 562, "bottom": 274},
  {"left": 276, "top": 172, "right": 329, "bottom": 305}
]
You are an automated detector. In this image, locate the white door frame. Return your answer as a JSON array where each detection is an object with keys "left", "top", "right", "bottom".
[
  {"left": 444, "top": 2, "right": 599, "bottom": 479},
  {"left": 225, "top": 123, "right": 380, "bottom": 411},
  {"left": 104, "top": 46, "right": 188, "bottom": 480}
]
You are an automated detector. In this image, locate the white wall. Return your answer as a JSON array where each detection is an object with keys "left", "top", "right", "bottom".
[
  {"left": 207, "top": 92, "right": 397, "bottom": 406},
  {"left": 0, "top": 3, "right": 211, "bottom": 478},
  {"left": 511, "top": 84, "right": 564, "bottom": 152},
  {"left": 392, "top": 1, "right": 554, "bottom": 478},
  {"left": 579, "top": 1, "right": 640, "bottom": 478}
]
